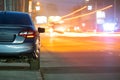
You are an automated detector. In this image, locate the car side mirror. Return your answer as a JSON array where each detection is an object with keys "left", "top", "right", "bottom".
[{"left": 38, "top": 27, "right": 45, "bottom": 33}]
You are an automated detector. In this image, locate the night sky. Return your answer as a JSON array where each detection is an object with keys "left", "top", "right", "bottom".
[
  {"left": 39, "top": 0, "right": 84, "bottom": 16},
  {"left": 38, "top": 0, "right": 120, "bottom": 19}
]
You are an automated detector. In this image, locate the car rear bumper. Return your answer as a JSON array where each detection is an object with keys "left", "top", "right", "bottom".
[{"left": 0, "top": 43, "right": 35, "bottom": 55}]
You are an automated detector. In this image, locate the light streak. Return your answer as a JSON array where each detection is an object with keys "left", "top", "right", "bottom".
[
  {"left": 63, "top": 5, "right": 113, "bottom": 21},
  {"left": 61, "top": 6, "right": 87, "bottom": 18}
]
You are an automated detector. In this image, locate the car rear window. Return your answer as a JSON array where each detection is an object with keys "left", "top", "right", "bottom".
[{"left": 0, "top": 12, "right": 33, "bottom": 25}]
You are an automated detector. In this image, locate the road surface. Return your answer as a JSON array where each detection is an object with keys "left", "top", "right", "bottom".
[{"left": 40, "top": 32, "right": 120, "bottom": 80}]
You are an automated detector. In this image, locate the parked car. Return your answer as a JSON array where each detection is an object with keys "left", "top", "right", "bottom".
[{"left": 0, "top": 11, "right": 45, "bottom": 70}]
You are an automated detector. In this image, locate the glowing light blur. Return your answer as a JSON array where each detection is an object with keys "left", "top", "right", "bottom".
[
  {"left": 87, "top": 5, "right": 92, "bottom": 10},
  {"left": 49, "top": 28, "right": 54, "bottom": 33},
  {"left": 50, "top": 32, "right": 120, "bottom": 37},
  {"left": 103, "top": 23, "right": 116, "bottom": 32},
  {"left": 63, "top": 5, "right": 113, "bottom": 21},
  {"left": 96, "top": 11, "right": 105, "bottom": 18},
  {"left": 49, "top": 16, "right": 61, "bottom": 22},
  {"left": 35, "top": 16, "right": 47, "bottom": 24},
  {"left": 61, "top": 6, "right": 87, "bottom": 18},
  {"left": 35, "top": 6, "right": 40, "bottom": 11},
  {"left": 74, "top": 26, "right": 80, "bottom": 31},
  {"left": 85, "top": 0, "right": 90, "bottom": 1},
  {"left": 82, "top": 23, "right": 86, "bottom": 27},
  {"left": 54, "top": 26, "right": 66, "bottom": 32}
]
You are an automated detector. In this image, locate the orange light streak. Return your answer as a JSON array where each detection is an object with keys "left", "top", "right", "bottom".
[
  {"left": 63, "top": 5, "right": 113, "bottom": 21},
  {"left": 61, "top": 6, "right": 87, "bottom": 18}
]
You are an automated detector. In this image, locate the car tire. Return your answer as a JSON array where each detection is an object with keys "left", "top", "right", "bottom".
[
  {"left": 29, "top": 50, "right": 40, "bottom": 70},
  {"left": 29, "top": 56, "right": 40, "bottom": 70}
]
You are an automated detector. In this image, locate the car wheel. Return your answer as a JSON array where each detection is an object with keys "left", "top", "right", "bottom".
[
  {"left": 29, "top": 43, "right": 40, "bottom": 70},
  {"left": 29, "top": 56, "right": 40, "bottom": 70}
]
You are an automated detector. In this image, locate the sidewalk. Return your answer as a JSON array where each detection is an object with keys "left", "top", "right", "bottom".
[
  {"left": 0, "top": 71, "right": 42, "bottom": 80},
  {"left": 0, "top": 63, "right": 43, "bottom": 80}
]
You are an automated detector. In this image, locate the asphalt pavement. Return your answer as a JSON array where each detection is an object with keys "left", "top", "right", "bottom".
[
  {"left": 39, "top": 32, "right": 120, "bottom": 80},
  {"left": 0, "top": 32, "right": 120, "bottom": 80}
]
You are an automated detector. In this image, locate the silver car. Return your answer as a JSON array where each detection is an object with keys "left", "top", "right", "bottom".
[{"left": 0, "top": 11, "right": 45, "bottom": 70}]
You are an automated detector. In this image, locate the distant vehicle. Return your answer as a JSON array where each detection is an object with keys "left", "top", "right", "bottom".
[{"left": 0, "top": 11, "right": 45, "bottom": 70}]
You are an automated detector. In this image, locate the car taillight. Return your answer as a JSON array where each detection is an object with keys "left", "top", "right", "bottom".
[{"left": 19, "top": 29, "right": 36, "bottom": 38}]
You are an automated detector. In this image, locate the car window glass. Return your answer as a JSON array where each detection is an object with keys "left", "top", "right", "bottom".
[{"left": 0, "top": 13, "right": 32, "bottom": 25}]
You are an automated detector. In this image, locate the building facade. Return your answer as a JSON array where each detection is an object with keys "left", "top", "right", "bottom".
[{"left": 0, "top": 0, "right": 31, "bottom": 13}]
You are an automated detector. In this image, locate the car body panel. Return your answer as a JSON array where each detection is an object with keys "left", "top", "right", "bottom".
[
  {"left": 0, "top": 11, "right": 38, "bottom": 57},
  {"left": 0, "top": 43, "right": 35, "bottom": 54}
]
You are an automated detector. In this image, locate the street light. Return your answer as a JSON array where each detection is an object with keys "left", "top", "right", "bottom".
[
  {"left": 35, "top": 2, "right": 40, "bottom": 11},
  {"left": 85, "top": 0, "right": 89, "bottom": 2},
  {"left": 35, "top": 6, "right": 40, "bottom": 11},
  {"left": 87, "top": 5, "right": 92, "bottom": 10}
]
